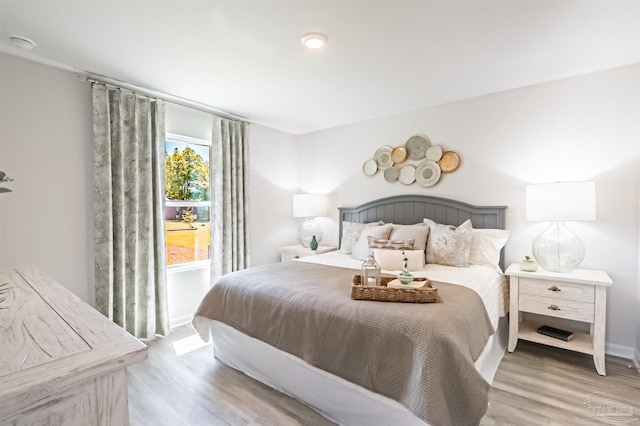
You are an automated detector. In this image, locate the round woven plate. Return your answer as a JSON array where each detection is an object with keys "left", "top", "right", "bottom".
[
  {"left": 398, "top": 164, "right": 416, "bottom": 185},
  {"left": 416, "top": 160, "right": 441, "bottom": 187},
  {"left": 405, "top": 134, "right": 430, "bottom": 160},
  {"left": 391, "top": 146, "right": 407, "bottom": 163},
  {"left": 438, "top": 151, "right": 460, "bottom": 173},
  {"left": 384, "top": 166, "right": 399, "bottom": 182},
  {"left": 426, "top": 145, "right": 443, "bottom": 161},
  {"left": 374, "top": 145, "right": 393, "bottom": 170},
  {"left": 362, "top": 159, "right": 377, "bottom": 176}
]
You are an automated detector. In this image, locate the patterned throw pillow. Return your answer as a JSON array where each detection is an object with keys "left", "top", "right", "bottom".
[
  {"left": 424, "top": 219, "right": 473, "bottom": 267},
  {"left": 367, "top": 236, "right": 415, "bottom": 251},
  {"left": 339, "top": 221, "right": 383, "bottom": 254}
]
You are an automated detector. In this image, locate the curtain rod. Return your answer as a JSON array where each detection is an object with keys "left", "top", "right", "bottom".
[{"left": 84, "top": 72, "right": 250, "bottom": 125}]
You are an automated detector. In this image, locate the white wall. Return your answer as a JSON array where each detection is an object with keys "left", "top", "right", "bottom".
[
  {"left": 299, "top": 64, "right": 640, "bottom": 358},
  {"left": 0, "top": 54, "right": 94, "bottom": 301}
]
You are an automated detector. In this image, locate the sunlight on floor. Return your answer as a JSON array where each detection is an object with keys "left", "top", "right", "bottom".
[{"left": 172, "top": 333, "right": 212, "bottom": 357}]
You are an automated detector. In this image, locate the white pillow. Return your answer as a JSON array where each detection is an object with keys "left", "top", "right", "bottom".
[
  {"left": 469, "top": 228, "right": 509, "bottom": 269},
  {"left": 423, "top": 218, "right": 473, "bottom": 267},
  {"left": 374, "top": 249, "right": 425, "bottom": 271},
  {"left": 351, "top": 224, "right": 393, "bottom": 260},
  {"left": 339, "top": 221, "right": 383, "bottom": 254},
  {"left": 389, "top": 224, "right": 430, "bottom": 252}
]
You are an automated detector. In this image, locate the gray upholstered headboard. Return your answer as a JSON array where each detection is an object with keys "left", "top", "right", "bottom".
[{"left": 338, "top": 194, "right": 507, "bottom": 269}]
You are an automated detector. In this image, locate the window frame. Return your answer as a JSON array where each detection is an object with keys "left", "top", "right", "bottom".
[{"left": 164, "top": 133, "right": 212, "bottom": 271}]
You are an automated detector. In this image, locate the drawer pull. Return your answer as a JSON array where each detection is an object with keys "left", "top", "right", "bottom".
[
  {"left": 548, "top": 305, "right": 560, "bottom": 311},
  {"left": 548, "top": 285, "right": 561, "bottom": 292}
]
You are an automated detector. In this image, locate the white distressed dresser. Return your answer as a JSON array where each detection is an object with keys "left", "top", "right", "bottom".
[{"left": 0, "top": 266, "right": 147, "bottom": 425}]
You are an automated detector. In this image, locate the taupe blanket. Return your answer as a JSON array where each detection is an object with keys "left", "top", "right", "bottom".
[{"left": 195, "top": 261, "right": 495, "bottom": 426}]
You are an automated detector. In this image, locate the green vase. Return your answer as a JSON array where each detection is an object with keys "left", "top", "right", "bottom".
[{"left": 310, "top": 235, "right": 318, "bottom": 251}]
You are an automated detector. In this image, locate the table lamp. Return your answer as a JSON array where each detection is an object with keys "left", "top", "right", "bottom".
[
  {"left": 526, "top": 181, "right": 596, "bottom": 272},
  {"left": 293, "top": 194, "right": 327, "bottom": 247}
]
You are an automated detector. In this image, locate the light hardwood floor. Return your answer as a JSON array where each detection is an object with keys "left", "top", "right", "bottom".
[{"left": 128, "top": 325, "right": 640, "bottom": 426}]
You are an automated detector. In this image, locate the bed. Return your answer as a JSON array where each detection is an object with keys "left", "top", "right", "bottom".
[{"left": 193, "top": 195, "right": 509, "bottom": 426}]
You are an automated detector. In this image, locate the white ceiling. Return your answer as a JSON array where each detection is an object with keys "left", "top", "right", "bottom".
[{"left": 1, "top": 1, "right": 639, "bottom": 135}]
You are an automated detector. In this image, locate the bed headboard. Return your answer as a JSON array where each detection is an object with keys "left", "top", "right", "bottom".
[{"left": 338, "top": 194, "right": 507, "bottom": 269}]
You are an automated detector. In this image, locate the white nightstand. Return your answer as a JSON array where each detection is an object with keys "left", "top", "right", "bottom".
[
  {"left": 505, "top": 263, "right": 613, "bottom": 375},
  {"left": 280, "top": 244, "right": 337, "bottom": 262}
]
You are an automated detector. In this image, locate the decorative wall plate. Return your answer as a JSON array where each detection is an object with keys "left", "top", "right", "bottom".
[
  {"left": 391, "top": 146, "right": 407, "bottom": 163},
  {"left": 362, "top": 159, "right": 378, "bottom": 176},
  {"left": 384, "top": 166, "right": 399, "bottom": 182},
  {"left": 374, "top": 145, "right": 394, "bottom": 170},
  {"left": 398, "top": 165, "right": 416, "bottom": 185},
  {"left": 438, "top": 151, "right": 460, "bottom": 173},
  {"left": 426, "top": 145, "right": 443, "bottom": 161},
  {"left": 405, "top": 134, "right": 430, "bottom": 160},
  {"left": 416, "top": 160, "right": 441, "bottom": 187}
]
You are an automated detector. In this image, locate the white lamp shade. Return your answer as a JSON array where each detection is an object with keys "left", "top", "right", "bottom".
[
  {"left": 293, "top": 194, "right": 327, "bottom": 218},
  {"left": 526, "top": 181, "right": 596, "bottom": 222}
]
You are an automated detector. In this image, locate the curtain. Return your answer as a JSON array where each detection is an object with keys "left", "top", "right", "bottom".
[
  {"left": 93, "top": 83, "right": 169, "bottom": 339},
  {"left": 211, "top": 116, "right": 250, "bottom": 282}
]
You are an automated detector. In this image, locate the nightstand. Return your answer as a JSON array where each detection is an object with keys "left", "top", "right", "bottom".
[
  {"left": 505, "top": 263, "right": 613, "bottom": 375},
  {"left": 280, "top": 244, "right": 337, "bottom": 262}
]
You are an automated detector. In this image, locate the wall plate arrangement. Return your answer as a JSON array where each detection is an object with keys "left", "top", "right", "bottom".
[{"left": 362, "top": 134, "right": 460, "bottom": 187}]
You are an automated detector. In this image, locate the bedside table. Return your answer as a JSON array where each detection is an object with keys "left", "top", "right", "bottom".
[
  {"left": 505, "top": 263, "right": 613, "bottom": 375},
  {"left": 280, "top": 244, "right": 337, "bottom": 262}
]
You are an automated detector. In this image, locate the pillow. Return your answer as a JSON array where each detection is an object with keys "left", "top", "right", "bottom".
[
  {"left": 423, "top": 218, "right": 473, "bottom": 267},
  {"left": 351, "top": 224, "right": 393, "bottom": 260},
  {"left": 339, "top": 221, "right": 383, "bottom": 254},
  {"left": 389, "top": 224, "right": 430, "bottom": 252},
  {"left": 469, "top": 228, "right": 509, "bottom": 269},
  {"left": 373, "top": 249, "right": 425, "bottom": 271},
  {"left": 367, "top": 236, "right": 415, "bottom": 251}
]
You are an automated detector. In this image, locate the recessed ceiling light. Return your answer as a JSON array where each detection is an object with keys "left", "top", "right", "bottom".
[
  {"left": 9, "top": 35, "right": 36, "bottom": 51},
  {"left": 301, "top": 33, "right": 327, "bottom": 50}
]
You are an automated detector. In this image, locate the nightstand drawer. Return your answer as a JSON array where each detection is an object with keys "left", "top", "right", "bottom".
[
  {"left": 519, "top": 278, "right": 594, "bottom": 303},
  {"left": 281, "top": 252, "right": 302, "bottom": 262},
  {"left": 519, "top": 294, "right": 594, "bottom": 322}
]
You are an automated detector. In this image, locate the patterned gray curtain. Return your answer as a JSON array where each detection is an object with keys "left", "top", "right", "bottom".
[
  {"left": 92, "top": 83, "right": 169, "bottom": 339},
  {"left": 211, "top": 116, "right": 250, "bottom": 282}
]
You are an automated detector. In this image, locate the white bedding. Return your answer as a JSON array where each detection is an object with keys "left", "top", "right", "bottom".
[{"left": 199, "top": 251, "right": 510, "bottom": 426}]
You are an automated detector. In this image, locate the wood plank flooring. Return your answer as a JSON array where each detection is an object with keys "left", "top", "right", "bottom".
[{"left": 127, "top": 325, "right": 640, "bottom": 426}]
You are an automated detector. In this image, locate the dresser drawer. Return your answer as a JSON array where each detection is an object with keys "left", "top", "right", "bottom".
[
  {"left": 519, "top": 294, "right": 594, "bottom": 322},
  {"left": 519, "top": 278, "right": 595, "bottom": 303}
]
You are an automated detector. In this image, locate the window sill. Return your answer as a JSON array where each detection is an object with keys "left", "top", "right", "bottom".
[{"left": 167, "top": 260, "right": 210, "bottom": 274}]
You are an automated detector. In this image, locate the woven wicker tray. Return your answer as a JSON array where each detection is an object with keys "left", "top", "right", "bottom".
[{"left": 351, "top": 275, "right": 438, "bottom": 303}]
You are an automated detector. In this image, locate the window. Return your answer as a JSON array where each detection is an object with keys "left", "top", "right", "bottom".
[{"left": 164, "top": 133, "right": 211, "bottom": 267}]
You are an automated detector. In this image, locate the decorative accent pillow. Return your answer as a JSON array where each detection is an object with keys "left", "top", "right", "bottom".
[
  {"left": 373, "top": 249, "right": 425, "bottom": 271},
  {"left": 351, "top": 224, "right": 393, "bottom": 260},
  {"left": 367, "top": 236, "right": 415, "bottom": 251},
  {"left": 469, "top": 228, "right": 509, "bottom": 269},
  {"left": 339, "top": 221, "right": 383, "bottom": 254},
  {"left": 389, "top": 224, "right": 430, "bottom": 252},
  {"left": 423, "top": 218, "right": 473, "bottom": 267}
]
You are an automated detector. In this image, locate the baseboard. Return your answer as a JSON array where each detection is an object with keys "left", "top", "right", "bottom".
[
  {"left": 634, "top": 348, "right": 640, "bottom": 370},
  {"left": 605, "top": 342, "right": 637, "bottom": 362},
  {"left": 170, "top": 313, "right": 194, "bottom": 329}
]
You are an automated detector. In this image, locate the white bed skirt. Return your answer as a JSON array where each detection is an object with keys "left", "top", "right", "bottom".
[{"left": 207, "top": 316, "right": 508, "bottom": 426}]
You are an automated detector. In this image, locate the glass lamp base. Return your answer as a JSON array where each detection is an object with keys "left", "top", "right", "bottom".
[
  {"left": 532, "top": 222, "right": 585, "bottom": 272},
  {"left": 299, "top": 218, "right": 322, "bottom": 248}
]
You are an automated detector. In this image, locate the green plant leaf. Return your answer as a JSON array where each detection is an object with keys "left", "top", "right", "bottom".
[
  {"left": 0, "top": 187, "right": 12, "bottom": 193},
  {"left": 0, "top": 171, "right": 5, "bottom": 180}
]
